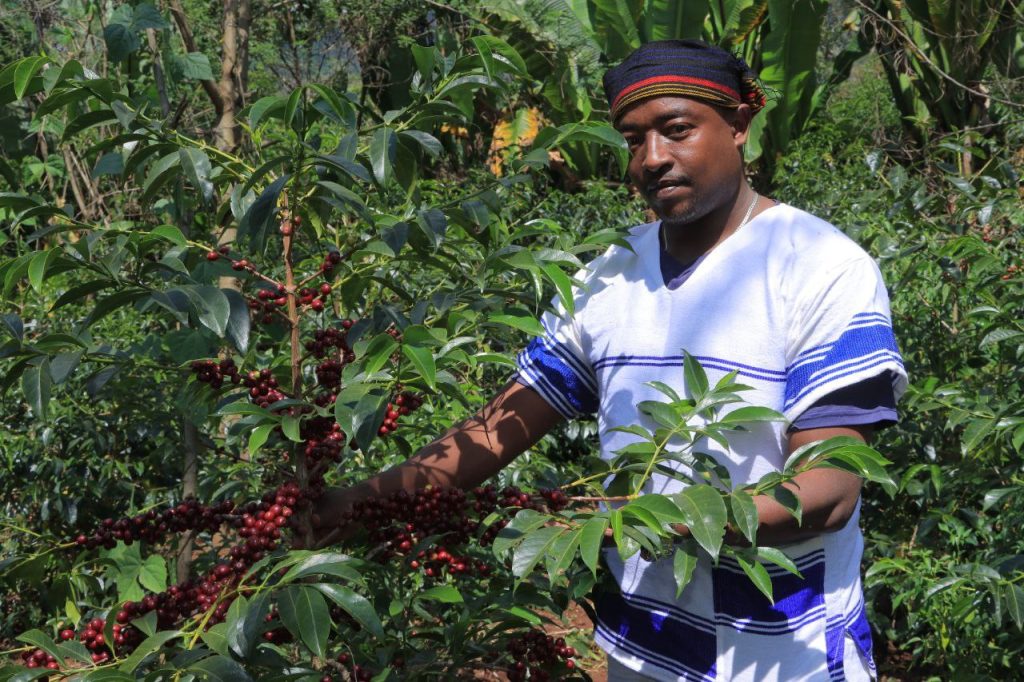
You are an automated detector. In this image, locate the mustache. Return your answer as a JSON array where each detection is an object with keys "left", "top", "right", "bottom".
[{"left": 645, "top": 176, "right": 692, "bottom": 193}]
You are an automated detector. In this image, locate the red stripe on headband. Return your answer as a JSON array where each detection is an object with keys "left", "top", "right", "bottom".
[{"left": 611, "top": 75, "right": 740, "bottom": 111}]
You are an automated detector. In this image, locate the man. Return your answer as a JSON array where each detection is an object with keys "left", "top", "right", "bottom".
[{"left": 314, "top": 40, "right": 906, "bottom": 681}]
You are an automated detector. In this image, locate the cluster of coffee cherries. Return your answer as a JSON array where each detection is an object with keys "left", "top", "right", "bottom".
[
  {"left": 344, "top": 484, "right": 568, "bottom": 576},
  {"left": 190, "top": 357, "right": 241, "bottom": 390},
  {"left": 248, "top": 285, "right": 289, "bottom": 324},
  {"left": 505, "top": 631, "right": 578, "bottom": 681},
  {"left": 299, "top": 283, "right": 333, "bottom": 313},
  {"left": 378, "top": 391, "right": 424, "bottom": 438},
  {"left": 320, "top": 250, "right": 343, "bottom": 277},
  {"left": 301, "top": 417, "right": 346, "bottom": 464},
  {"left": 204, "top": 244, "right": 254, "bottom": 274},
  {"left": 106, "top": 483, "right": 306, "bottom": 634},
  {"left": 408, "top": 545, "right": 491, "bottom": 578},
  {"left": 1002, "top": 263, "right": 1020, "bottom": 281},
  {"left": 74, "top": 498, "right": 236, "bottom": 550},
  {"left": 333, "top": 652, "right": 375, "bottom": 682},
  {"left": 19, "top": 618, "right": 133, "bottom": 673},
  {"left": 17, "top": 648, "right": 59, "bottom": 671},
  {"left": 243, "top": 369, "right": 288, "bottom": 409},
  {"left": 477, "top": 485, "right": 569, "bottom": 546},
  {"left": 306, "top": 322, "right": 355, "bottom": 359}
]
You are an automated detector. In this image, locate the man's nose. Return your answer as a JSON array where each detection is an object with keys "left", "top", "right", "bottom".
[{"left": 641, "top": 132, "right": 671, "bottom": 174}]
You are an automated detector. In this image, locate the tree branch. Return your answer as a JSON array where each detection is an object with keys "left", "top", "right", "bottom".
[{"left": 167, "top": 0, "right": 224, "bottom": 115}]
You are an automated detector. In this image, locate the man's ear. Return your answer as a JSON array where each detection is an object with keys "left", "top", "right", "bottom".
[{"left": 731, "top": 104, "right": 753, "bottom": 147}]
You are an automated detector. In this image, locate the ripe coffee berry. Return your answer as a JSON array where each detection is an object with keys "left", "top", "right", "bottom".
[
  {"left": 73, "top": 497, "right": 235, "bottom": 550},
  {"left": 191, "top": 358, "right": 241, "bottom": 390},
  {"left": 504, "top": 630, "right": 577, "bottom": 681},
  {"left": 206, "top": 251, "right": 220, "bottom": 261}
]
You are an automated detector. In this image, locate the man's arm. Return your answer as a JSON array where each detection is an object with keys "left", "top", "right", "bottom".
[
  {"left": 742, "top": 425, "right": 869, "bottom": 546},
  {"left": 311, "top": 380, "right": 564, "bottom": 539}
]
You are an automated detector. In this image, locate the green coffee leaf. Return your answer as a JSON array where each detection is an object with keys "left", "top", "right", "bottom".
[
  {"left": 117, "top": 630, "right": 181, "bottom": 672},
  {"left": 418, "top": 585, "right": 464, "bottom": 603},
  {"left": 736, "top": 555, "right": 774, "bottom": 604},
  {"left": 675, "top": 484, "right": 727, "bottom": 560},
  {"left": 511, "top": 525, "right": 565, "bottom": 579},
  {"left": 312, "top": 583, "right": 383, "bottom": 638},
  {"left": 402, "top": 344, "right": 436, "bottom": 390},
  {"left": 189, "top": 654, "right": 254, "bottom": 682},
  {"left": 729, "top": 490, "right": 758, "bottom": 544},
  {"left": 369, "top": 127, "right": 397, "bottom": 185},
  {"left": 277, "top": 585, "right": 331, "bottom": 658},
  {"left": 579, "top": 516, "right": 609, "bottom": 578},
  {"left": 226, "top": 594, "right": 268, "bottom": 659},
  {"left": 673, "top": 541, "right": 699, "bottom": 597},
  {"left": 683, "top": 351, "right": 709, "bottom": 399}
]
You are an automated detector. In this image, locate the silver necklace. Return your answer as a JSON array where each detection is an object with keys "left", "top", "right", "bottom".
[{"left": 661, "top": 191, "right": 760, "bottom": 252}]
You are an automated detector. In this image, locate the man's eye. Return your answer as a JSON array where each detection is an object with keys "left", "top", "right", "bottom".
[{"left": 667, "top": 125, "right": 690, "bottom": 136}]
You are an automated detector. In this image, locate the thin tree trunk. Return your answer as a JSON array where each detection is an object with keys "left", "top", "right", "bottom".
[
  {"left": 168, "top": 0, "right": 224, "bottom": 117},
  {"left": 176, "top": 419, "right": 201, "bottom": 582},
  {"left": 146, "top": 29, "right": 171, "bottom": 117},
  {"left": 214, "top": 0, "right": 240, "bottom": 152}
]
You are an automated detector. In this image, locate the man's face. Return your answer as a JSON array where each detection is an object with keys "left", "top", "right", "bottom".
[{"left": 615, "top": 96, "right": 749, "bottom": 227}]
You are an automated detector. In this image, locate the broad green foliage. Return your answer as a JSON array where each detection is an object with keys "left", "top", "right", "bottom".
[
  {"left": 865, "top": 0, "right": 1023, "bottom": 150},
  {"left": 479, "top": 0, "right": 845, "bottom": 173},
  {"left": 496, "top": 355, "right": 894, "bottom": 604},
  {"left": 1, "top": 35, "right": 849, "bottom": 678},
  {"left": 775, "top": 69, "right": 1024, "bottom": 676}
]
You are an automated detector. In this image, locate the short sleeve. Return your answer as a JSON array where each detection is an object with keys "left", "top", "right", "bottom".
[
  {"left": 516, "top": 303, "right": 599, "bottom": 420},
  {"left": 789, "top": 372, "right": 898, "bottom": 432},
  {"left": 784, "top": 255, "right": 907, "bottom": 423}
]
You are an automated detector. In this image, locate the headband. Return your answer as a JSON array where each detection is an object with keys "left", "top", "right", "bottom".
[{"left": 603, "top": 40, "right": 767, "bottom": 121}]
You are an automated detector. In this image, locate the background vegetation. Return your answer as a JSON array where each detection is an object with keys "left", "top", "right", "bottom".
[{"left": 1, "top": 0, "right": 1022, "bottom": 680}]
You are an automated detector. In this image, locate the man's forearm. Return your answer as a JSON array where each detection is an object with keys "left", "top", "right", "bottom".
[
  {"left": 353, "top": 380, "right": 563, "bottom": 497},
  {"left": 742, "top": 466, "right": 863, "bottom": 546}
]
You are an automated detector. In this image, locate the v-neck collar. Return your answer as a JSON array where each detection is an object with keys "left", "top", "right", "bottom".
[{"left": 640, "top": 202, "right": 786, "bottom": 291}]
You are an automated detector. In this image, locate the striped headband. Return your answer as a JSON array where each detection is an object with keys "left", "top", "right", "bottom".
[{"left": 603, "top": 39, "right": 767, "bottom": 121}]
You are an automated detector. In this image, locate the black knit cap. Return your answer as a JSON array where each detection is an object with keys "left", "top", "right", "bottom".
[{"left": 603, "top": 39, "right": 767, "bottom": 121}]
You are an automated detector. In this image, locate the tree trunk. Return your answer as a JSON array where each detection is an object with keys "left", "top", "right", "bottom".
[{"left": 176, "top": 419, "right": 201, "bottom": 582}]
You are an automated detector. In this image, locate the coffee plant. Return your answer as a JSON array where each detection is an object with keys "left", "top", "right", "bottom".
[{"left": 0, "top": 34, "right": 896, "bottom": 682}]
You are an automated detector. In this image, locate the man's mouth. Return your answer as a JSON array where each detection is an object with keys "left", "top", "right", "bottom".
[{"left": 647, "top": 179, "right": 690, "bottom": 199}]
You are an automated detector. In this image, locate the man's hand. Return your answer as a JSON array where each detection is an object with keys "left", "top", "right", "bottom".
[{"left": 305, "top": 483, "right": 376, "bottom": 549}]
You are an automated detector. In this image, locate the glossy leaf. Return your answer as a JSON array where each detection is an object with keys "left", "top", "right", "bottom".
[
  {"left": 675, "top": 484, "right": 727, "bottom": 559},
  {"left": 280, "top": 552, "right": 362, "bottom": 584},
  {"left": 579, "top": 516, "right": 609, "bottom": 578},
  {"left": 277, "top": 585, "right": 331, "bottom": 658},
  {"left": 189, "top": 655, "right": 254, "bottom": 682},
  {"left": 683, "top": 351, "right": 709, "bottom": 399},
  {"left": 369, "top": 127, "right": 397, "bottom": 185},
  {"left": 312, "top": 583, "right": 384, "bottom": 638},
  {"left": 402, "top": 344, "right": 436, "bottom": 390},
  {"left": 418, "top": 585, "right": 464, "bottom": 603},
  {"left": 511, "top": 525, "right": 565, "bottom": 579},
  {"left": 226, "top": 594, "right": 268, "bottom": 659},
  {"left": 21, "top": 362, "right": 51, "bottom": 420},
  {"left": 729, "top": 490, "right": 759, "bottom": 544},
  {"left": 117, "top": 630, "right": 181, "bottom": 672},
  {"left": 673, "top": 541, "right": 699, "bottom": 597}
]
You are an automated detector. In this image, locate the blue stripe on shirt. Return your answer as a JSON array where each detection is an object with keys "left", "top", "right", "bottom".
[
  {"left": 517, "top": 336, "right": 598, "bottom": 416},
  {"left": 596, "top": 592, "right": 718, "bottom": 680},
  {"left": 785, "top": 318, "right": 902, "bottom": 409}
]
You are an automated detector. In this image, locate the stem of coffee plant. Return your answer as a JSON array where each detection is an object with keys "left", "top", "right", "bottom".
[{"left": 282, "top": 198, "right": 314, "bottom": 548}]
